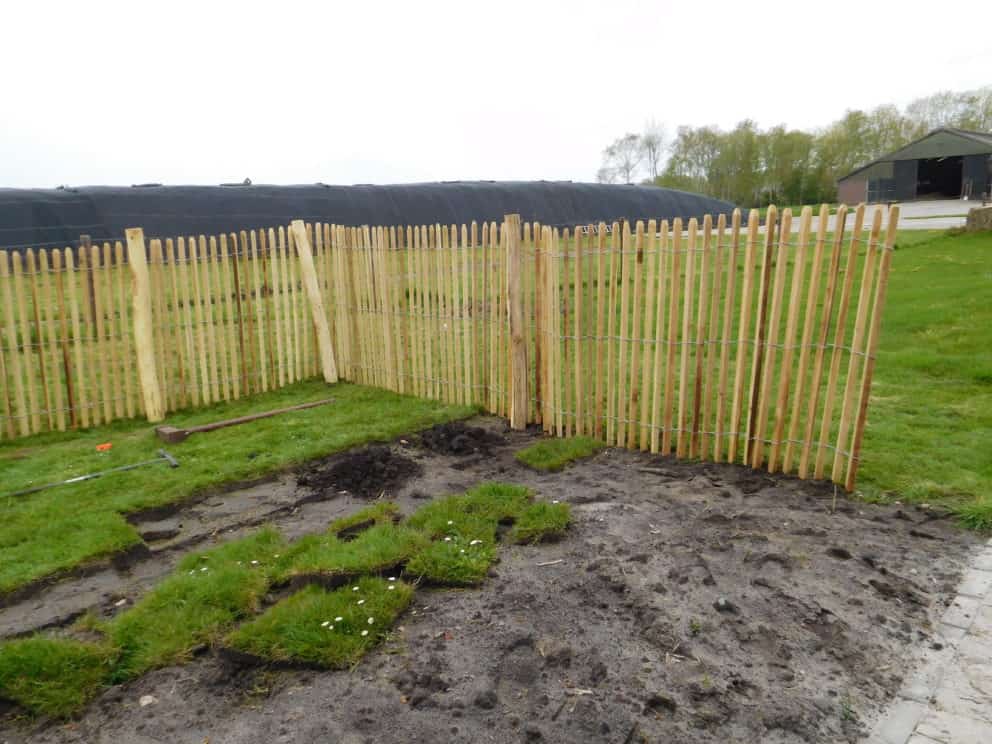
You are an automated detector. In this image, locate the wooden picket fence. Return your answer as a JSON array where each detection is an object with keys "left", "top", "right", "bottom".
[{"left": 0, "top": 203, "right": 898, "bottom": 490}]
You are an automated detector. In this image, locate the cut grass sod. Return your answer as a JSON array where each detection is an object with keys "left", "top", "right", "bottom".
[
  {"left": 0, "top": 480, "right": 571, "bottom": 717},
  {"left": 515, "top": 436, "right": 605, "bottom": 472},
  {"left": 328, "top": 501, "right": 401, "bottom": 538},
  {"left": 0, "top": 637, "right": 115, "bottom": 718},
  {"left": 224, "top": 579, "right": 414, "bottom": 668},
  {"left": 274, "top": 524, "right": 429, "bottom": 586},
  {"left": 405, "top": 539, "right": 499, "bottom": 586},
  {"left": 0, "top": 381, "right": 473, "bottom": 595},
  {"left": 405, "top": 482, "right": 532, "bottom": 541},
  {"left": 107, "top": 528, "right": 287, "bottom": 681},
  {"left": 404, "top": 482, "right": 569, "bottom": 585},
  {"left": 509, "top": 502, "right": 571, "bottom": 544}
]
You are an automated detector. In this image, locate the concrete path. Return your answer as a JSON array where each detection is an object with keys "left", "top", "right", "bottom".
[
  {"left": 869, "top": 537, "right": 992, "bottom": 743},
  {"left": 780, "top": 199, "right": 977, "bottom": 232},
  {"left": 752, "top": 199, "right": 974, "bottom": 233}
]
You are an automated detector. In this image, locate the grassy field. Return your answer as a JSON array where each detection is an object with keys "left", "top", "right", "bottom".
[
  {"left": 855, "top": 229, "right": 992, "bottom": 527},
  {"left": 0, "top": 381, "right": 473, "bottom": 595}
]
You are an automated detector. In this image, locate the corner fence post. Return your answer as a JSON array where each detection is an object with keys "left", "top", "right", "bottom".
[
  {"left": 505, "top": 214, "right": 528, "bottom": 430},
  {"left": 125, "top": 228, "right": 165, "bottom": 422},
  {"left": 291, "top": 219, "right": 338, "bottom": 383}
]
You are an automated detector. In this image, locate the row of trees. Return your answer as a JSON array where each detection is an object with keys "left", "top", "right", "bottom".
[{"left": 596, "top": 86, "right": 992, "bottom": 206}]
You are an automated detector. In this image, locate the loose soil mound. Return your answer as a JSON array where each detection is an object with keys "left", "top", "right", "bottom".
[
  {"left": 298, "top": 446, "right": 422, "bottom": 499},
  {"left": 419, "top": 421, "right": 504, "bottom": 455}
]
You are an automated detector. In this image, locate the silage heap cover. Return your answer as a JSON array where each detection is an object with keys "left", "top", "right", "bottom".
[{"left": 0, "top": 181, "right": 736, "bottom": 250}]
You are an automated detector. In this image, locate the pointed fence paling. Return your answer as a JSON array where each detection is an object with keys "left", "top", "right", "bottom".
[{"left": 0, "top": 204, "right": 898, "bottom": 491}]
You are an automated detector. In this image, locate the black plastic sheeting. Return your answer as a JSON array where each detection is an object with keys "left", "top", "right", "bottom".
[{"left": 0, "top": 181, "right": 736, "bottom": 252}]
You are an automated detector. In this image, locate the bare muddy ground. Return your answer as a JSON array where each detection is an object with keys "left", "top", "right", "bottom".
[{"left": 0, "top": 417, "right": 980, "bottom": 743}]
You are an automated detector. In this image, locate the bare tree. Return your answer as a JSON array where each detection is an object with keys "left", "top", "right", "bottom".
[
  {"left": 640, "top": 120, "right": 667, "bottom": 180},
  {"left": 596, "top": 166, "right": 618, "bottom": 184},
  {"left": 601, "top": 133, "right": 643, "bottom": 184}
]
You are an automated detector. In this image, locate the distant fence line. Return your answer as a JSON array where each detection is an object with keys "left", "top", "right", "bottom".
[{"left": 0, "top": 203, "right": 898, "bottom": 490}]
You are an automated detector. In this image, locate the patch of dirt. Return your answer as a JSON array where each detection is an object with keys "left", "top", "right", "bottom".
[
  {"left": 298, "top": 445, "right": 422, "bottom": 499},
  {"left": 418, "top": 421, "right": 505, "bottom": 456},
  {"left": 0, "top": 418, "right": 981, "bottom": 744}
]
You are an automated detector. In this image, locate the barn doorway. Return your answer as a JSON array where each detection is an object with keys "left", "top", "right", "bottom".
[{"left": 916, "top": 156, "right": 963, "bottom": 198}]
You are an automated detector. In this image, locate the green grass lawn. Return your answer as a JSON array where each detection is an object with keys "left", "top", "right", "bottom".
[
  {"left": 0, "top": 381, "right": 473, "bottom": 595},
  {"left": 856, "top": 229, "right": 992, "bottom": 527}
]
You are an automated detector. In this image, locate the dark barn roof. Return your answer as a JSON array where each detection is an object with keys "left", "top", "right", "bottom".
[
  {"left": 838, "top": 128, "right": 992, "bottom": 183},
  {"left": 0, "top": 181, "right": 736, "bottom": 252}
]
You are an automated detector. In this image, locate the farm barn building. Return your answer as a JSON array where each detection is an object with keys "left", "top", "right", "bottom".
[
  {"left": 837, "top": 128, "right": 992, "bottom": 204},
  {"left": 0, "top": 181, "right": 735, "bottom": 252}
]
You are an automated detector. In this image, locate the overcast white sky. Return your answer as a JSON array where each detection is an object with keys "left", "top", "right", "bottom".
[{"left": 1, "top": 0, "right": 989, "bottom": 189}]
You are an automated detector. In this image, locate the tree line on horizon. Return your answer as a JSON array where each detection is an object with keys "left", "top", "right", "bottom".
[{"left": 596, "top": 86, "right": 992, "bottom": 207}]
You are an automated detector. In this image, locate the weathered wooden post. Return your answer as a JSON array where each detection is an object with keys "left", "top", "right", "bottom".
[
  {"left": 505, "top": 214, "right": 528, "bottom": 430},
  {"left": 291, "top": 219, "right": 338, "bottom": 384},
  {"left": 125, "top": 228, "right": 165, "bottom": 422}
]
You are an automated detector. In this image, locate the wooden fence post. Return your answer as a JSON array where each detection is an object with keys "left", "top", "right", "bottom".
[
  {"left": 290, "top": 219, "right": 338, "bottom": 383},
  {"left": 125, "top": 228, "right": 165, "bottom": 422},
  {"left": 845, "top": 205, "right": 899, "bottom": 490},
  {"left": 505, "top": 214, "right": 528, "bottom": 430}
]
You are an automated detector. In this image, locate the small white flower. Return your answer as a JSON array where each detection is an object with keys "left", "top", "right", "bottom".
[
  {"left": 321, "top": 620, "right": 330, "bottom": 627},
  {"left": 367, "top": 617, "right": 374, "bottom": 625},
  {"left": 357, "top": 599, "right": 366, "bottom": 605},
  {"left": 388, "top": 585, "right": 395, "bottom": 591},
  {"left": 335, "top": 616, "right": 343, "bottom": 622},
  {"left": 352, "top": 586, "right": 360, "bottom": 591},
  {"left": 361, "top": 629, "right": 369, "bottom": 637},
  {"left": 188, "top": 570, "right": 195, "bottom": 575},
  {"left": 469, "top": 539, "right": 482, "bottom": 546},
  {"left": 460, "top": 549, "right": 465, "bottom": 553},
  {"left": 274, "top": 554, "right": 280, "bottom": 558},
  {"left": 388, "top": 577, "right": 396, "bottom": 582},
  {"left": 552, "top": 500, "right": 560, "bottom": 504},
  {"left": 250, "top": 560, "right": 259, "bottom": 565},
  {"left": 444, "top": 537, "right": 452, "bottom": 542},
  {"left": 200, "top": 567, "right": 208, "bottom": 572},
  {"left": 447, "top": 520, "right": 454, "bottom": 526},
  {"left": 327, "top": 625, "right": 334, "bottom": 630}
]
